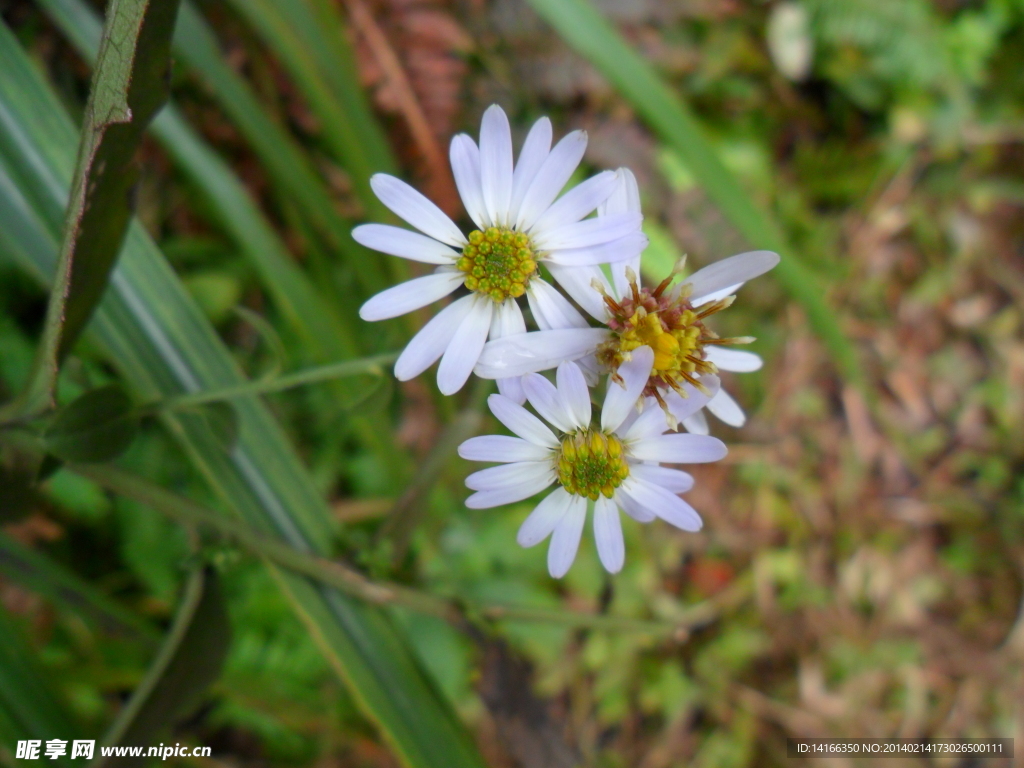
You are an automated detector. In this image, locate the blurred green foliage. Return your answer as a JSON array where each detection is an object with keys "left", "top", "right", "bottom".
[{"left": 1, "top": 0, "right": 1023, "bottom": 765}]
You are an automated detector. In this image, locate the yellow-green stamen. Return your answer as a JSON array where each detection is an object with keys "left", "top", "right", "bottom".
[
  {"left": 457, "top": 227, "right": 538, "bottom": 302},
  {"left": 595, "top": 271, "right": 747, "bottom": 408},
  {"left": 556, "top": 430, "right": 629, "bottom": 501}
]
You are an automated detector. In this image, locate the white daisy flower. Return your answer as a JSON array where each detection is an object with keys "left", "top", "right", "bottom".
[
  {"left": 457, "top": 348, "right": 726, "bottom": 577},
  {"left": 474, "top": 168, "right": 780, "bottom": 427},
  {"left": 355, "top": 104, "right": 647, "bottom": 396}
]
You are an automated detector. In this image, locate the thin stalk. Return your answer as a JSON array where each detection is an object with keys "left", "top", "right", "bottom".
[
  {"left": 71, "top": 463, "right": 739, "bottom": 638},
  {"left": 148, "top": 352, "right": 398, "bottom": 410}
]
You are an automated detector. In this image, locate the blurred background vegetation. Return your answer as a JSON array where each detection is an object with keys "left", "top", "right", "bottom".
[{"left": 0, "top": 0, "right": 1023, "bottom": 766}]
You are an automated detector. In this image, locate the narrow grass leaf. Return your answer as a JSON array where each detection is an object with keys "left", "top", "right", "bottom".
[
  {"left": 0, "top": 531, "right": 158, "bottom": 641},
  {"left": 14, "top": 0, "right": 181, "bottom": 416},
  {"left": 35, "top": 0, "right": 385, "bottom": 278},
  {"left": 0, "top": 23, "right": 485, "bottom": 768},
  {"left": 0, "top": 604, "right": 81, "bottom": 749},
  {"left": 172, "top": 0, "right": 389, "bottom": 294},
  {"left": 525, "top": 0, "right": 863, "bottom": 385},
  {"left": 37, "top": 0, "right": 399, "bottom": 442},
  {"left": 95, "top": 568, "right": 230, "bottom": 768},
  {"left": 224, "top": 0, "right": 397, "bottom": 220}
]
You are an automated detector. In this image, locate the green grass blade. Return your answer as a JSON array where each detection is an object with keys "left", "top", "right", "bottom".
[
  {"left": 172, "top": 1, "right": 389, "bottom": 294},
  {"left": 95, "top": 567, "right": 230, "bottom": 768},
  {"left": 35, "top": 0, "right": 390, "bottom": 296},
  {"left": 0, "top": 531, "right": 159, "bottom": 642},
  {"left": 37, "top": 0, "right": 400, "bottom": 458},
  {"left": 0, "top": 604, "right": 80, "bottom": 749},
  {"left": 525, "top": 0, "right": 863, "bottom": 385},
  {"left": 0, "top": 22, "right": 483, "bottom": 768},
  {"left": 11, "top": 0, "right": 180, "bottom": 417},
  {"left": 224, "top": 0, "right": 397, "bottom": 220},
  {"left": 34, "top": 0, "right": 359, "bottom": 365}
]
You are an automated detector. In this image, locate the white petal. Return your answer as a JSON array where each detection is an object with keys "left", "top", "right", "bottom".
[
  {"left": 517, "top": 487, "right": 572, "bottom": 547},
  {"left": 526, "top": 278, "right": 589, "bottom": 331},
  {"left": 685, "top": 250, "right": 779, "bottom": 302},
  {"left": 522, "top": 373, "right": 577, "bottom": 432},
  {"left": 705, "top": 347, "right": 762, "bottom": 372},
  {"left": 359, "top": 272, "right": 463, "bottom": 321},
  {"left": 547, "top": 496, "right": 587, "bottom": 578},
  {"left": 544, "top": 232, "right": 649, "bottom": 268},
  {"left": 601, "top": 346, "right": 654, "bottom": 432},
  {"left": 627, "top": 433, "right": 727, "bottom": 464},
  {"left": 530, "top": 171, "right": 618, "bottom": 234},
  {"left": 479, "top": 105, "right": 513, "bottom": 227},
  {"left": 496, "top": 376, "right": 526, "bottom": 405},
  {"left": 691, "top": 284, "right": 742, "bottom": 307},
  {"left": 458, "top": 435, "right": 552, "bottom": 463},
  {"left": 449, "top": 134, "right": 487, "bottom": 229},
  {"left": 706, "top": 387, "right": 746, "bottom": 427},
  {"left": 628, "top": 463, "right": 694, "bottom": 493},
  {"left": 437, "top": 296, "right": 494, "bottom": 394},
  {"left": 370, "top": 174, "right": 465, "bottom": 247},
  {"left": 545, "top": 264, "right": 611, "bottom": 321},
  {"left": 621, "top": 404, "right": 671, "bottom": 442},
  {"left": 577, "top": 354, "right": 602, "bottom": 387},
  {"left": 682, "top": 410, "right": 709, "bottom": 435},
  {"left": 487, "top": 394, "right": 558, "bottom": 448},
  {"left": 475, "top": 328, "right": 610, "bottom": 379},
  {"left": 508, "top": 117, "right": 552, "bottom": 224},
  {"left": 593, "top": 496, "right": 624, "bottom": 573},
  {"left": 516, "top": 130, "right": 587, "bottom": 232},
  {"left": 490, "top": 297, "right": 527, "bottom": 337},
  {"left": 598, "top": 168, "right": 641, "bottom": 216},
  {"left": 467, "top": 486, "right": 546, "bottom": 509},
  {"left": 614, "top": 400, "right": 642, "bottom": 434},
  {"left": 466, "top": 461, "right": 554, "bottom": 492},
  {"left": 662, "top": 375, "right": 719, "bottom": 424},
  {"left": 352, "top": 224, "right": 460, "bottom": 265},
  {"left": 616, "top": 489, "right": 656, "bottom": 522},
  {"left": 394, "top": 294, "right": 475, "bottom": 380},
  {"left": 489, "top": 299, "right": 528, "bottom": 404},
  {"left": 620, "top": 477, "right": 703, "bottom": 532},
  {"left": 534, "top": 212, "right": 642, "bottom": 251},
  {"left": 556, "top": 361, "right": 591, "bottom": 428}
]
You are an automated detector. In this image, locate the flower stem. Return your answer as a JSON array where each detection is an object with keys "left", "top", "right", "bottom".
[
  {"left": 71, "top": 462, "right": 741, "bottom": 639},
  {"left": 145, "top": 352, "right": 398, "bottom": 411}
]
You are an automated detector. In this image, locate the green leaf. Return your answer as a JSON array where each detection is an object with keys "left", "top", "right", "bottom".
[
  {"left": 197, "top": 401, "right": 240, "bottom": 452},
  {"left": 95, "top": 567, "right": 230, "bottom": 768},
  {"left": 11, "top": 0, "right": 181, "bottom": 417},
  {"left": 524, "top": 0, "right": 863, "bottom": 386},
  {"left": 0, "top": 603, "right": 81, "bottom": 749},
  {"left": 36, "top": 0, "right": 360, "bottom": 365},
  {"left": 171, "top": 0, "right": 389, "bottom": 294},
  {"left": 0, "top": 531, "right": 158, "bottom": 642},
  {"left": 0, "top": 445, "right": 39, "bottom": 523},
  {"left": 224, "top": 0, "right": 397, "bottom": 219},
  {"left": 37, "top": 0, "right": 403, "bottom": 463},
  {"left": 43, "top": 385, "right": 139, "bottom": 463},
  {"left": 0, "top": 21, "right": 484, "bottom": 768}
]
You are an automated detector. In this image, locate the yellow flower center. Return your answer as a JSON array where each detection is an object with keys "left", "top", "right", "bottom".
[
  {"left": 556, "top": 430, "right": 629, "bottom": 501},
  {"left": 457, "top": 227, "right": 538, "bottom": 302},
  {"left": 595, "top": 273, "right": 748, "bottom": 409},
  {"left": 615, "top": 307, "right": 705, "bottom": 378}
]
